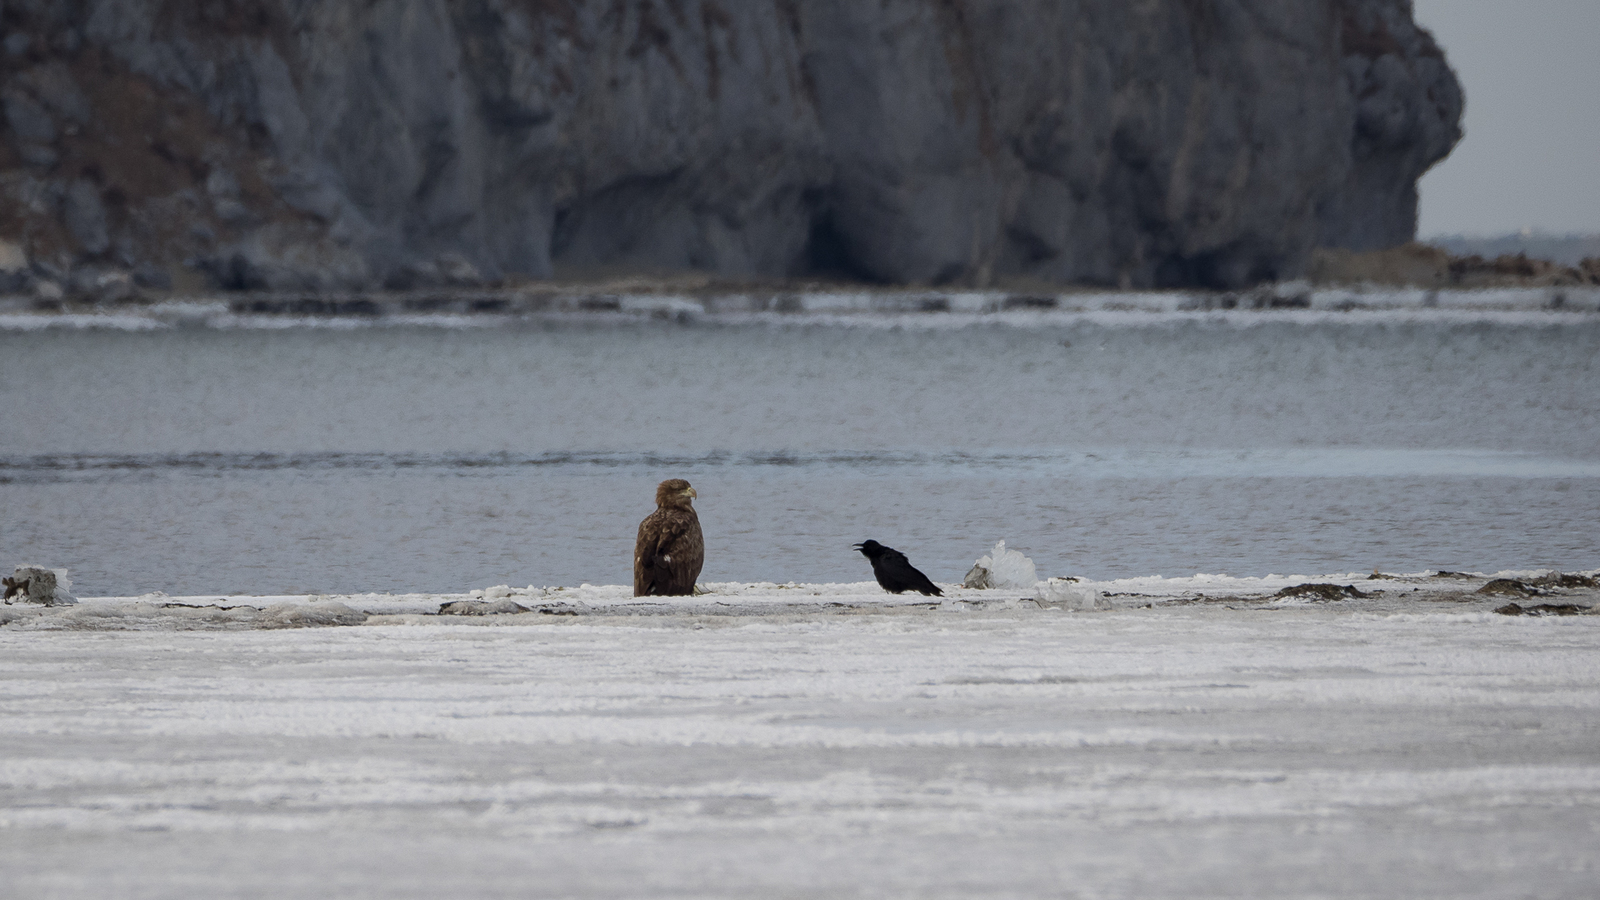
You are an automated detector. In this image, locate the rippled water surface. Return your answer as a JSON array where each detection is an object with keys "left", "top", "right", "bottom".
[{"left": 4, "top": 311, "right": 1598, "bottom": 595}]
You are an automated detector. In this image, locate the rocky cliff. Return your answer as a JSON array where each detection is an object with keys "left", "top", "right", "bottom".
[{"left": 0, "top": 0, "right": 1461, "bottom": 295}]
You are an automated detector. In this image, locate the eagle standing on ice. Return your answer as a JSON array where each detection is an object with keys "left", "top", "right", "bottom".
[{"left": 633, "top": 478, "right": 704, "bottom": 596}]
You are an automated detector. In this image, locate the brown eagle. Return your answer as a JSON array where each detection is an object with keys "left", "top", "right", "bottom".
[{"left": 633, "top": 478, "right": 704, "bottom": 597}]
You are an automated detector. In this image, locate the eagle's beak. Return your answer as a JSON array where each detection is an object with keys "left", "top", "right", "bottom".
[{"left": 687, "top": 487, "right": 698, "bottom": 498}]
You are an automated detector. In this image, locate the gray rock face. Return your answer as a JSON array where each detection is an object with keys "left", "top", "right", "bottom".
[
  {"left": 62, "top": 178, "right": 110, "bottom": 256},
  {"left": 3, "top": 0, "right": 1460, "bottom": 290}
]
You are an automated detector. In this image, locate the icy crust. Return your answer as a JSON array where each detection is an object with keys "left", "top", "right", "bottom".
[{"left": 3, "top": 569, "right": 1594, "bottom": 631}]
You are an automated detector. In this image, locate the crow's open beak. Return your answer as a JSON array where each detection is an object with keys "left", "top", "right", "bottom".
[{"left": 851, "top": 543, "right": 865, "bottom": 551}]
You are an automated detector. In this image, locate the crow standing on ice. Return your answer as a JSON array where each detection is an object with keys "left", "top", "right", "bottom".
[{"left": 853, "top": 540, "right": 943, "bottom": 596}]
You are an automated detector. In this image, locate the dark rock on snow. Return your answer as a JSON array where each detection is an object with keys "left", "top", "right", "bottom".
[
  {"left": 1493, "top": 602, "right": 1593, "bottom": 618},
  {"left": 1272, "top": 583, "right": 1371, "bottom": 602},
  {"left": 1477, "top": 579, "right": 1541, "bottom": 598},
  {"left": 0, "top": 1, "right": 1461, "bottom": 292},
  {"left": 1529, "top": 572, "right": 1599, "bottom": 590}
]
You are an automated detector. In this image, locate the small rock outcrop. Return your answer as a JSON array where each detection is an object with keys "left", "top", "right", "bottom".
[
  {"left": 3, "top": 566, "right": 77, "bottom": 606},
  {"left": 1, "top": 1, "right": 1462, "bottom": 292},
  {"left": 1492, "top": 602, "right": 1592, "bottom": 617},
  {"left": 1477, "top": 579, "right": 1541, "bottom": 598},
  {"left": 1273, "top": 583, "right": 1371, "bottom": 602}
]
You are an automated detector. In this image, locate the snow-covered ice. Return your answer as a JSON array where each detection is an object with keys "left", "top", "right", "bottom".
[
  {"left": 1037, "top": 576, "right": 1107, "bottom": 610},
  {"left": 3, "top": 570, "right": 1597, "bottom": 898}
]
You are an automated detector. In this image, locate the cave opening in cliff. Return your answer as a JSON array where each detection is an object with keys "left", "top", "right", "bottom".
[
  {"left": 1154, "top": 245, "right": 1281, "bottom": 291},
  {"left": 801, "top": 195, "right": 879, "bottom": 284}
]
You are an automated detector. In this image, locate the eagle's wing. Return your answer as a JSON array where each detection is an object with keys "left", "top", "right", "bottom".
[{"left": 634, "top": 508, "right": 704, "bottom": 596}]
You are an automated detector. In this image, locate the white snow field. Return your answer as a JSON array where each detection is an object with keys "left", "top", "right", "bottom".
[{"left": 3, "top": 572, "right": 1598, "bottom": 899}]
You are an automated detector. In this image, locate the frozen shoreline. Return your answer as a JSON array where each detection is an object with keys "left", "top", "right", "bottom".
[
  {"left": 3, "top": 567, "right": 1598, "bottom": 898},
  {"left": 5, "top": 568, "right": 1595, "bottom": 630}
]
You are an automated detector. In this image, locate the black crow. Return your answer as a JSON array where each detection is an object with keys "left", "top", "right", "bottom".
[{"left": 853, "top": 540, "right": 943, "bottom": 596}]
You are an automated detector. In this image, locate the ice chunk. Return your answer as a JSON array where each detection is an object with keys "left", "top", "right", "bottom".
[
  {"left": 438, "top": 599, "right": 530, "bottom": 616},
  {"left": 1035, "top": 577, "right": 1106, "bottom": 611},
  {"left": 3, "top": 566, "right": 76, "bottom": 606},
  {"left": 257, "top": 601, "right": 367, "bottom": 629},
  {"left": 963, "top": 541, "right": 1038, "bottom": 589}
]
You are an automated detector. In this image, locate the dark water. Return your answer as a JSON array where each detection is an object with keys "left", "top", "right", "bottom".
[{"left": 4, "top": 312, "right": 1598, "bottom": 595}]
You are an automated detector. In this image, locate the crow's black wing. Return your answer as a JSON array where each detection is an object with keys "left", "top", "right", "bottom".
[
  {"left": 899, "top": 563, "right": 943, "bottom": 596},
  {"left": 878, "top": 545, "right": 912, "bottom": 567},
  {"left": 869, "top": 547, "right": 942, "bottom": 596}
]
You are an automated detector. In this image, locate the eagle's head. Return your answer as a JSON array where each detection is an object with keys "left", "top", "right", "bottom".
[{"left": 655, "top": 478, "right": 697, "bottom": 509}]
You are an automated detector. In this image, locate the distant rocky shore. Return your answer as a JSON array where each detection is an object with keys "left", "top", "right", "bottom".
[
  {"left": 1311, "top": 243, "right": 1600, "bottom": 290},
  {"left": 5, "top": 238, "right": 1597, "bottom": 315},
  {"left": 3, "top": 1, "right": 1461, "bottom": 296}
]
